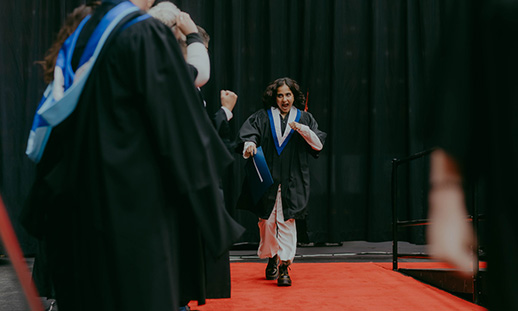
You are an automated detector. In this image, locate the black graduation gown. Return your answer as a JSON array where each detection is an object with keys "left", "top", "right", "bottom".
[
  {"left": 425, "top": 1, "right": 518, "bottom": 309},
  {"left": 204, "top": 107, "right": 234, "bottom": 299},
  {"left": 212, "top": 107, "right": 236, "bottom": 152},
  {"left": 186, "top": 73, "right": 234, "bottom": 299},
  {"left": 205, "top": 107, "right": 235, "bottom": 299},
  {"left": 22, "top": 2, "right": 244, "bottom": 310},
  {"left": 236, "top": 108, "right": 326, "bottom": 220}
]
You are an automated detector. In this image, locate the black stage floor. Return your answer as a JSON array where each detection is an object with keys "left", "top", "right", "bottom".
[
  {"left": 0, "top": 241, "right": 427, "bottom": 311},
  {"left": 231, "top": 240, "right": 426, "bottom": 263}
]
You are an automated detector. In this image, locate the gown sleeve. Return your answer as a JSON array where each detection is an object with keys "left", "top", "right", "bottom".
[
  {"left": 186, "top": 41, "right": 210, "bottom": 87},
  {"left": 212, "top": 107, "right": 235, "bottom": 152},
  {"left": 235, "top": 109, "right": 266, "bottom": 153},
  {"left": 295, "top": 124, "right": 323, "bottom": 150},
  {"left": 301, "top": 111, "right": 327, "bottom": 158}
]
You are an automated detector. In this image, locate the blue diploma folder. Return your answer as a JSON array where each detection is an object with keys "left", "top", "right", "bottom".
[{"left": 246, "top": 146, "right": 274, "bottom": 204}]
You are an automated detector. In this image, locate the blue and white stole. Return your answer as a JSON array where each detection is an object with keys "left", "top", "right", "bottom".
[
  {"left": 26, "top": 1, "right": 143, "bottom": 163},
  {"left": 267, "top": 106, "right": 301, "bottom": 155}
]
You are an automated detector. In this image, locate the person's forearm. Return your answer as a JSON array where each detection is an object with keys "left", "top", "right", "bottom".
[
  {"left": 221, "top": 106, "right": 233, "bottom": 121},
  {"left": 186, "top": 42, "right": 210, "bottom": 87},
  {"left": 295, "top": 124, "right": 323, "bottom": 150}
]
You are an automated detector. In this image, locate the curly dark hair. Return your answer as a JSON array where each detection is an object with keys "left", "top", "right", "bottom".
[
  {"left": 36, "top": 2, "right": 100, "bottom": 83},
  {"left": 262, "top": 77, "right": 305, "bottom": 110}
]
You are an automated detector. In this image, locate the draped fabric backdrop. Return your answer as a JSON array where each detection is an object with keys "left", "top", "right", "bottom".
[{"left": 0, "top": 0, "right": 447, "bottom": 254}]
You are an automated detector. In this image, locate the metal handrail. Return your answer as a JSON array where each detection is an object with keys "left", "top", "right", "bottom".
[
  {"left": 391, "top": 148, "right": 484, "bottom": 304},
  {"left": 392, "top": 148, "right": 435, "bottom": 165},
  {"left": 392, "top": 148, "right": 435, "bottom": 270}
]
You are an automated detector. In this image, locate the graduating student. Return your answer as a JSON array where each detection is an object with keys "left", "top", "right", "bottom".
[
  {"left": 22, "top": 0, "right": 244, "bottom": 310},
  {"left": 236, "top": 77, "right": 326, "bottom": 286}
]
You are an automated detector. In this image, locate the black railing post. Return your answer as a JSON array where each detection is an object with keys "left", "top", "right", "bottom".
[
  {"left": 391, "top": 148, "right": 434, "bottom": 271},
  {"left": 472, "top": 182, "right": 480, "bottom": 304},
  {"left": 392, "top": 158, "right": 399, "bottom": 271}
]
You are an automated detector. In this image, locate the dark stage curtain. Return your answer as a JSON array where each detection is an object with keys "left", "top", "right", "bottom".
[
  {"left": 0, "top": 0, "right": 89, "bottom": 254},
  {"left": 0, "top": 0, "right": 447, "bottom": 254}
]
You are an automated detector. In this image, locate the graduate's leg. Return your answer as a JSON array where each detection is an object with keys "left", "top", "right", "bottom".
[
  {"left": 257, "top": 217, "right": 280, "bottom": 258},
  {"left": 275, "top": 195, "right": 297, "bottom": 263},
  {"left": 258, "top": 186, "right": 282, "bottom": 280},
  {"left": 274, "top": 185, "right": 296, "bottom": 286},
  {"left": 276, "top": 219, "right": 297, "bottom": 263},
  {"left": 257, "top": 187, "right": 281, "bottom": 259},
  {"left": 277, "top": 218, "right": 296, "bottom": 286}
]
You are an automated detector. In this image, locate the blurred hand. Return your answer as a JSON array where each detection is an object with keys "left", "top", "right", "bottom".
[
  {"left": 220, "top": 90, "right": 238, "bottom": 112},
  {"left": 289, "top": 121, "right": 301, "bottom": 131},
  {"left": 428, "top": 186, "right": 475, "bottom": 275},
  {"left": 427, "top": 150, "right": 475, "bottom": 276},
  {"left": 145, "top": 0, "right": 156, "bottom": 10},
  {"left": 176, "top": 12, "right": 197, "bottom": 35},
  {"left": 244, "top": 143, "right": 257, "bottom": 158}
]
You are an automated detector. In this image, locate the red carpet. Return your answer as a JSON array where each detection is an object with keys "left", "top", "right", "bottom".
[
  {"left": 385, "top": 261, "right": 487, "bottom": 270},
  {"left": 189, "top": 262, "right": 486, "bottom": 311}
]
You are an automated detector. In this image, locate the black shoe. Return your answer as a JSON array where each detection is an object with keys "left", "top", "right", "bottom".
[
  {"left": 277, "top": 261, "right": 292, "bottom": 286},
  {"left": 265, "top": 255, "right": 279, "bottom": 280}
]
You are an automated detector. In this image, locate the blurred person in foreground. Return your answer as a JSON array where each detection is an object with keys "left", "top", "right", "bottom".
[
  {"left": 30, "top": 3, "right": 101, "bottom": 306},
  {"left": 22, "top": 0, "right": 244, "bottom": 310},
  {"left": 149, "top": 3, "right": 239, "bottom": 304},
  {"left": 426, "top": 0, "right": 518, "bottom": 309}
]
